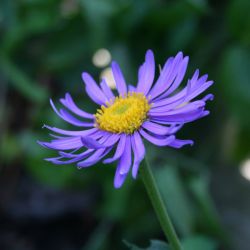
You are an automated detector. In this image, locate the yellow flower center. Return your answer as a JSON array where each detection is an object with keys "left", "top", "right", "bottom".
[{"left": 95, "top": 92, "right": 151, "bottom": 134}]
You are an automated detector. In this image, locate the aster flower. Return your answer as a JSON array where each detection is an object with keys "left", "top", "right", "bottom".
[{"left": 39, "top": 50, "right": 213, "bottom": 188}]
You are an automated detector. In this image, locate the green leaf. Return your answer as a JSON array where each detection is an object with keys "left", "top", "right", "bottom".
[
  {"left": 188, "top": 176, "right": 226, "bottom": 241},
  {"left": 168, "top": 17, "right": 198, "bottom": 52},
  {"left": 124, "top": 239, "right": 169, "bottom": 250},
  {"left": 227, "top": 0, "right": 250, "bottom": 45},
  {"left": 1, "top": 0, "right": 60, "bottom": 54},
  {"left": 82, "top": 220, "right": 112, "bottom": 250},
  {"left": 42, "top": 20, "right": 89, "bottom": 72},
  {"left": 26, "top": 158, "right": 76, "bottom": 188},
  {"left": 20, "top": 131, "right": 75, "bottom": 188},
  {"left": 80, "top": 0, "right": 118, "bottom": 22},
  {"left": 185, "top": 0, "right": 209, "bottom": 13},
  {"left": 0, "top": 55, "right": 48, "bottom": 103},
  {"left": 155, "top": 165, "right": 194, "bottom": 236},
  {"left": 219, "top": 45, "right": 250, "bottom": 128},
  {"left": 99, "top": 170, "right": 132, "bottom": 220},
  {"left": 0, "top": 133, "right": 21, "bottom": 163},
  {"left": 182, "top": 235, "right": 218, "bottom": 250}
]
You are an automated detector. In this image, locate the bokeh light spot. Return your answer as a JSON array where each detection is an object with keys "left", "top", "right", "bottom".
[
  {"left": 240, "top": 159, "right": 250, "bottom": 181},
  {"left": 100, "top": 67, "right": 116, "bottom": 89},
  {"left": 92, "top": 48, "right": 111, "bottom": 68}
]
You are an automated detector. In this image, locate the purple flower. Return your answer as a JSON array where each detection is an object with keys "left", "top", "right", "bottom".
[{"left": 39, "top": 50, "right": 214, "bottom": 188}]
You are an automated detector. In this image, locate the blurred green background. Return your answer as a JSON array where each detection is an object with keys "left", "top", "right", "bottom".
[{"left": 1, "top": 0, "right": 250, "bottom": 249}]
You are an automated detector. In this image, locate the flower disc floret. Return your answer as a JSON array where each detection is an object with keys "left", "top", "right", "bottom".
[{"left": 95, "top": 92, "right": 150, "bottom": 134}]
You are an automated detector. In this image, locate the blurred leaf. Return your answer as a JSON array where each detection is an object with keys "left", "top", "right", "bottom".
[
  {"left": 26, "top": 158, "right": 76, "bottom": 188},
  {"left": 227, "top": 0, "right": 250, "bottom": 45},
  {"left": 0, "top": 0, "right": 18, "bottom": 29},
  {"left": 26, "top": 150, "right": 76, "bottom": 188},
  {"left": 82, "top": 220, "right": 112, "bottom": 250},
  {"left": 1, "top": 1, "right": 61, "bottom": 54},
  {"left": 155, "top": 165, "right": 194, "bottom": 236},
  {"left": 188, "top": 175, "right": 227, "bottom": 242},
  {"left": 20, "top": 131, "right": 75, "bottom": 188},
  {"left": 220, "top": 45, "right": 250, "bottom": 128},
  {"left": 42, "top": 20, "right": 88, "bottom": 72},
  {"left": 110, "top": 44, "right": 134, "bottom": 83},
  {"left": 79, "top": 0, "right": 121, "bottom": 48},
  {"left": 182, "top": 235, "right": 218, "bottom": 250},
  {"left": 124, "top": 211, "right": 159, "bottom": 241},
  {"left": 0, "top": 55, "right": 48, "bottom": 103},
  {"left": 185, "top": 0, "right": 209, "bottom": 13},
  {"left": 235, "top": 126, "right": 250, "bottom": 160},
  {"left": 99, "top": 170, "right": 132, "bottom": 220},
  {"left": 0, "top": 133, "right": 20, "bottom": 162},
  {"left": 168, "top": 17, "right": 198, "bottom": 52},
  {"left": 124, "top": 239, "right": 169, "bottom": 250},
  {"left": 148, "top": 2, "right": 196, "bottom": 29},
  {"left": 119, "top": 0, "right": 153, "bottom": 32},
  {"left": 80, "top": 0, "right": 123, "bottom": 22}
]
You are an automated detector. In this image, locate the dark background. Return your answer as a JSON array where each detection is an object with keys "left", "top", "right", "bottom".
[{"left": 1, "top": 0, "right": 250, "bottom": 249}]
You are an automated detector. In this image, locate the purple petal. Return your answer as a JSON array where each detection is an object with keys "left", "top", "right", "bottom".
[
  {"left": 131, "top": 131, "right": 145, "bottom": 179},
  {"left": 38, "top": 137, "right": 82, "bottom": 150},
  {"left": 50, "top": 98, "right": 62, "bottom": 117},
  {"left": 77, "top": 147, "right": 113, "bottom": 168},
  {"left": 136, "top": 50, "right": 155, "bottom": 95},
  {"left": 157, "top": 56, "right": 189, "bottom": 99},
  {"left": 114, "top": 170, "right": 128, "bottom": 189},
  {"left": 91, "top": 132, "right": 119, "bottom": 148},
  {"left": 149, "top": 52, "right": 185, "bottom": 99},
  {"left": 58, "top": 147, "right": 86, "bottom": 158},
  {"left": 150, "top": 109, "right": 206, "bottom": 123},
  {"left": 85, "top": 87, "right": 104, "bottom": 106},
  {"left": 76, "top": 149, "right": 105, "bottom": 168},
  {"left": 152, "top": 72, "right": 213, "bottom": 111},
  {"left": 82, "top": 72, "right": 107, "bottom": 104},
  {"left": 76, "top": 133, "right": 119, "bottom": 167},
  {"left": 103, "top": 134, "right": 127, "bottom": 164},
  {"left": 111, "top": 61, "right": 127, "bottom": 95},
  {"left": 111, "top": 136, "right": 132, "bottom": 188},
  {"left": 148, "top": 56, "right": 174, "bottom": 99},
  {"left": 191, "top": 69, "right": 200, "bottom": 83},
  {"left": 81, "top": 136, "right": 106, "bottom": 149},
  {"left": 202, "top": 94, "right": 214, "bottom": 102},
  {"left": 185, "top": 81, "right": 214, "bottom": 103},
  {"left": 60, "top": 93, "right": 94, "bottom": 119},
  {"left": 157, "top": 73, "right": 210, "bottom": 104},
  {"left": 59, "top": 109, "right": 94, "bottom": 127},
  {"left": 58, "top": 132, "right": 111, "bottom": 158},
  {"left": 150, "top": 100, "right": 205, "bottom": 114},
  {"left": 128, "top": 84, "right": 136, "bottom": 92},
  {"left": 192, "top": 73, "right": 208, "bottom": 88},
  {"left": 59, "top": 148, "right": 91, "bottom": 158},
  {"left": 43, "top": 125, "right": 98, "bottom": 136},
  {"left": 168, "top": 124, "right": 184, "bottom": 134},
  {"left": 147, "top": 121, "right": 184, "bottom": 134},
  {"left": 50, "top": 99, "right": 94, "bottom": 127},
  {"left": 142, "top": 121, "right": 171, "bottom": 136},
  {"left": 139, "top": 129, "right": 175, "bottom": 146},
  {"left": 119, "top": 136, "right": 132, "bottom": 175},
  {"left": 45, "top": 149, "right": 94, "bottom": 165},
  {"left": 103, "top": 134, "right": 120, "bottom": 146},
  {"left": 100, "top": 79, "right": 115, "bottom": 101},
  {"left": 169, "top": 139, "right": 194, "bottom": 148},
  {"left": 150, "top": 80, "right": 191, "bottom": 107}
]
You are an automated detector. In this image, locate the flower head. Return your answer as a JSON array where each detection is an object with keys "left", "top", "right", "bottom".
[{"left": 39, "top": 50, "right": 214, "bottom": 188}]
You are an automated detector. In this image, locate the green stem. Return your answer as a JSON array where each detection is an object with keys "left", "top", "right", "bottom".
[{"left": 140, "top": 158, "right": 182, "bottom": 250}]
